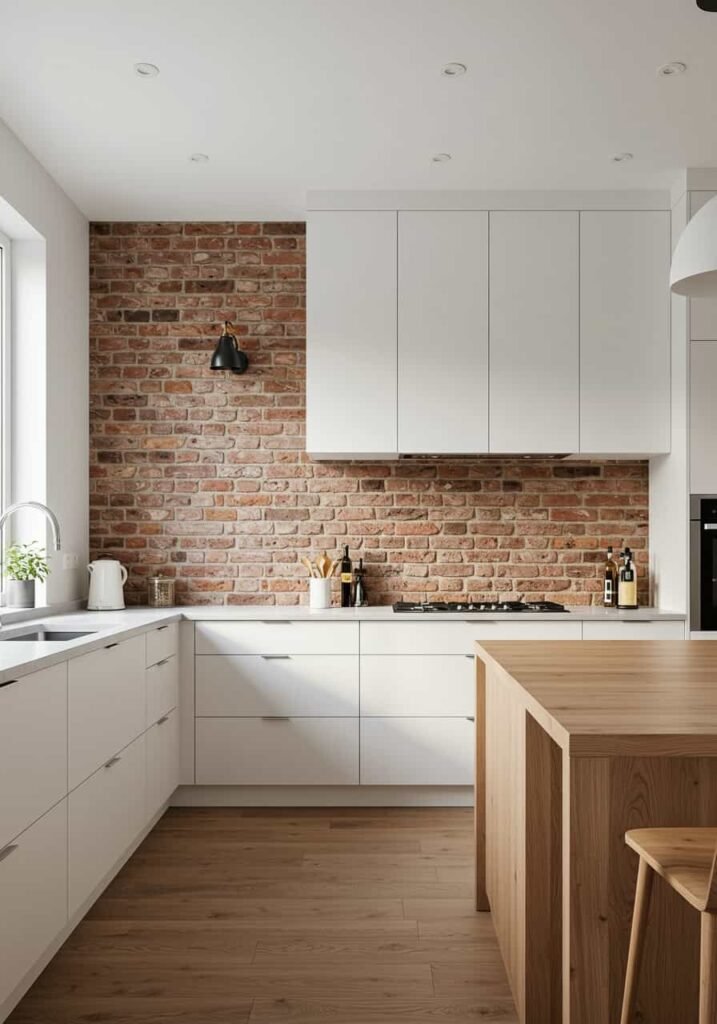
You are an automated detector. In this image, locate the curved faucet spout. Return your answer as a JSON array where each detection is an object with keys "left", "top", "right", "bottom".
[{"left": 0, "top": 501, "right": 62, "bottom": 551}]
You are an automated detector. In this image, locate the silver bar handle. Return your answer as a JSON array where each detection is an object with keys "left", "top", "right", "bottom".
[
  {"left": 104, "top": 755, "right": 122, "bottom": 769},
  {"left": 156, "top": 715, "right": 170, "bottom": 726},
  {"left": 466, "top": 716, "right": 475, "bottom": 723},
  {"left": 261, "top": 620, "right": 292, "bottom": 625},
  {"left": 155, "top": 657, "right": 171, "bottom": 667},
  {"left": 261, "top": 716, "right": 290, "bottom": 721},
  {"left": 157, "top": 625, "right": 169, "bottom": 631},
  {"left": 0, "top": 843, "right": 18, "bottom": 864},
  {"left": 0, "top": 678, "right": 17, "bottom": 689},
  {"left": 465, "top": 620, "right": 497, "bottom": 624},
  {"left": 105, "top": 642, "right": 119, "bottom": 650},
  {"left": 464, "top": 655, "right": 474, "bottom": 660},
  {"left": 262, "top": 655, "right": 291, "bottom": 660}
]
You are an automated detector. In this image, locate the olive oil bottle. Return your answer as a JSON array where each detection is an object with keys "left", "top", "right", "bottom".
[
  {"left": 617, "top": 547, "right": 638, "bottom": 610},
  {"left": 340, "top": 545, "right": 353, "bottom": 608}
]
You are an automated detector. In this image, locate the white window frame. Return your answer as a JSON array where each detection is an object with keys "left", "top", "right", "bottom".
[{"left": 0, "top": 230, "right": 9, "bottom": 517}]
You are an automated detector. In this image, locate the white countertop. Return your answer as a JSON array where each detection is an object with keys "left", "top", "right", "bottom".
[{"left": 0, "top": 604, "right": 685, "bottom": 684}]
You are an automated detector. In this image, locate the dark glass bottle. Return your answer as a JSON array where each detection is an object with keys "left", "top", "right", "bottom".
[
  {"left": 603, "top": 546, "right": 618, "bottom": 607},
  {"left": 340, "top": 545, "right": 353, "bottom": 608},
  {"left": 354, "top": 558, "right": 368, "bottom": 607}
]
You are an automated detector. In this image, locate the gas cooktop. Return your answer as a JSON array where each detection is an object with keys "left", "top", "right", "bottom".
[{"left": 392, "top": 600, "right": 569, "bottom": 614}]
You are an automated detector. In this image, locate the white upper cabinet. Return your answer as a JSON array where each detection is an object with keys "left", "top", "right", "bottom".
[
  {"left": 579, "top": 211, "right": 671, "bottom": 454},
  {"left": 306, "top": 211, "right": 397, "bottom": 457},
  {"left": 690, "top": 340, "right": 717, "bottom": 493},
  {"left": 489, "top": 212, "right": 579, "bottom": 453},
  {"left": 398, "top": 211, "right": 489, "bottom": 453}
]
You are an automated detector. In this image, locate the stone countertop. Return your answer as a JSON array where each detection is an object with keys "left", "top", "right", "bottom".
[{"left": 0, "top": 604, "right": 685, "bottom": 684}]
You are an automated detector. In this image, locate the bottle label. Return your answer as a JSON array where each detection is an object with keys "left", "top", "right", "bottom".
[
  {"left": 618, "top": 580, "right": 638, "bottom": 608},
  {"left": 341, "top": 573, "right": 352, "bottom": 584}
]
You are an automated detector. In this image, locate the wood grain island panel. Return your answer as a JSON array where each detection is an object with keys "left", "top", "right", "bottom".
[{"left": 475, "top": 640, "right": 717, "bottom": 1024}]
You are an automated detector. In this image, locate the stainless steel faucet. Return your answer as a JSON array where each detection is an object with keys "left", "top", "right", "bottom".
[{"left": 0, "top": 501, "right": 62, "bottom": 551}]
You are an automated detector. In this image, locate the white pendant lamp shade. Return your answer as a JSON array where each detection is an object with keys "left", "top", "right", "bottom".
[{"left": 671, "top": 195, "right": 717, "bottom": 297}]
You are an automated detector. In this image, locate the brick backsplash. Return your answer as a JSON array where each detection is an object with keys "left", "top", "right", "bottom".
[{"left": 89, "top": 221, "right": 649, "bottom": 607}]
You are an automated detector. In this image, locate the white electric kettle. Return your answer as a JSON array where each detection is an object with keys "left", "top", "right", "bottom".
[{"left": 87, "top": 559, "right": 128, "bottom": 610}]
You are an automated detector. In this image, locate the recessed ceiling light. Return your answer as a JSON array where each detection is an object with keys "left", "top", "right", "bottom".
[
  {"left": 134, "top": 62, "right": 159, "bottom": 78},
  {"left": 658, "top": 61, "right": 687, "bottom": 77},
  {"left": 432, "top": 152, "right": 452, "bottom": 163},
  {"left": 441, "top": 62, "right": 467, "bottom": 77},
  {"left": 190, "top": 153, "right": 209, "bottom": 163},
  {"left": 611, "top": 152, "right": 634, "bottom": 163}
]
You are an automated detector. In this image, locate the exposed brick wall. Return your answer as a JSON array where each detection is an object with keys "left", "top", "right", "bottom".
[{"left": 89, "top": 222, "right": 649, "bottom": 607}]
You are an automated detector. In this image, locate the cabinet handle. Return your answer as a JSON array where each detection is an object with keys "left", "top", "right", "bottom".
[
  {"left": 156, "top": 715, "right": 170, "bottom": 726},
  {"left": 262, "top": 655, "right": 291, "bottom": 660},
  {"left": 157, "top": 625, "right": 169, "bottom": 631},
  {"left": 466, "top": 716, "right": 475, "bottom": 723},
  {"left": 155, "top": 657, "right": 171, "bottom": 667},
  {"left": 0, "top": 678, "right": 17, "bottom": 689},
  {"left": 261, "top": 620, "right": 292, "bottom": 625},
  {"left": 104, "top": 755, "right": 122, "bottom": 769},
  {"left": 261, "top": 716, "right": 290, "bottom": 721},
  {"left": 465, "top": 620, "right": 497, "bottom": 624},
  {"left": 464, "top": 655, "right": 474, "bottom": 660},
  {"left": 0, "top": 843, "right": 18, "bottom": 864},
  {"left": 105, "top": 642, "right": 119, "bottom": 650}
]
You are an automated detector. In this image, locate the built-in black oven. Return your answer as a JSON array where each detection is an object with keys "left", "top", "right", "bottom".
[{"left": 691, "top": 495, "right": 717, "bottom": 630}]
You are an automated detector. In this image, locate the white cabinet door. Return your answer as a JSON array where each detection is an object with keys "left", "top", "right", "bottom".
[
  {"left": 691, "top": 341, "right": 717, "bottom": 493},
  {"left": 580, "top": 211, "right": 670, "bottom": 454},
  {"left": 360, "top": 718, "right": 474, "bottom": 786},
  {"left": 306, "top": 211, "right": 397, "bottom": 457},
  {"left": 582, "top": 620, "right": 685, "bottom": 640},
  {"left": 0, "top": 800, "right": 67, "bottom": 1008},
  {"left": 196, "top": 655, "right": 359, "bottom": 717},
  {"left": 361, "top": 656, "right": 474, "bottom": 717},
  {"left": 146, "top": 622, "right": 178, "bottom": 668},
  {"left": 69, "top": 733, "right": 146, "bottom": 917},
  {"left": 146, "top": 655, "right": 179, "bottom": 727},
  {"left": 196, "top": 620, "right": 359, "bottom": 656},
  {"left": 0, "top": 664, "right": 67, "bottom": 849},
  {"left": 398, "top": 211, "right": 488, "bottom": 453},
  {"left": 196, "top": 718, "right": 359, "bottom": 785},
  {"left": 146, "top": 709, "right": 179, "bottom": 819},
  {"left": 360, "top": 619, "right": 582, "bottom": 655},
  {"left": 490, "top": 211, "right": 579, "bottom": 453},
  {"left": 68, "top": 635, "right": 146, "bottom": 790}
]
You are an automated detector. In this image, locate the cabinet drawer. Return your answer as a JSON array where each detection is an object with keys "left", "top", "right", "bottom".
[
  {"left": 146, "top": 655, "right": 179, "bottom": 727},
  {"left": 0, "top": 664, "right": 67, "bottom": 849},
  {"left": 582, "top": 620, "right": 685, "bottom": 640},
  {"left": 146, "top": 709, "right": 179, "bottom": 820},
  {"left": 360, "top": 718, "right": 474, "bottom": 786},
  {"left": 68, "top": 635, "right": 146, "bottom": 790},
  {"left": 361, "top": 656, "right": 474, "bottom": 717},
  {"left": 0, "top": 800, "right": 67, "bottom": 1007},
  {"left": 196, "top": 655, "right": 359, "bottom": 717},
  {"left": 360, "top": 620, "right": 581, "bottom": 654},
  {"left": 196, "top": 620, "right": 359, "bottom": 656},
  {"left": 146, "top": 621, "right": 178, "bottom": 668},
  {"left": 196, "top": 717, "right": 359, "bottom": 785},
  {"left": 69, "top": 732, "right": 146, "bottom": 917}
]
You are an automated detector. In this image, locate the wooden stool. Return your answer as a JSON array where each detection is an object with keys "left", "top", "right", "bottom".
[{"left": 621, "top": 827, "right": 717, "bottom": 1023}]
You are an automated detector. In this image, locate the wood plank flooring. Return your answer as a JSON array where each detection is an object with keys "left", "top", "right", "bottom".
[{"left": 8, "top": 807, "right": 518, "bottom": 1023}]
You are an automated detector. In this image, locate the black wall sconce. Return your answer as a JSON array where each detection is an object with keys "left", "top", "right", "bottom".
[{"left": 210, "top": 321, "right": 249, "bottom": 374}]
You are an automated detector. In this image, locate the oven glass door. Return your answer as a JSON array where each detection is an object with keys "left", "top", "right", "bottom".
[{"left": 701, "top": 502, "right": 717, "bottom": 631}]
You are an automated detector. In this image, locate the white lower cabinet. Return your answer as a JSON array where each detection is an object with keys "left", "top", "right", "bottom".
[
  {"left": 146, "top": 622, "right": 179, "bottom": 669},
  {"left": 582, "top": 620, "right": 685, "bottom": 640},
  {"left": 196, "top": 655, "right": 359, "bottom": 717},
  {"left": 361, "top": 619, "right": 582, "bottom": 654},
  {"left": 146, "top": 655, "right": 179, "bottom": 727},
  {"left": 360, "top": 718, "right": 474, "bottom": 786},
  {"left": 361, "top": 656, "right": 474, "bottom": 717},
  {"left": 0, "top": 800, "right": 67, "bottom": 1007},
  {"left": 196, "top": 717, "right": 359, "bottom": 785},
  {"left": 69, "top": 635, "right": 146, "bottom": 790},
  {"left": 69, "top": 733, "right": 146, "bottom": 917},
  {"left": 0, "top": 663, "right": 67, "bottom": 850},
  {"left": 146, "top": 709, "right": 179, "bottom": 819}
]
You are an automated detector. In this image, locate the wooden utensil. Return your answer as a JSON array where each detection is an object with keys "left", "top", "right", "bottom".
[
  {"left": 317, "top": 551, "right": 332, "bottom": 578},
  {"left": 301, "top": 556, "right": 317, "bottom": 578}
]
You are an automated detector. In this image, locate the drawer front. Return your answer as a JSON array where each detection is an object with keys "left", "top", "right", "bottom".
[
  {"left": 196, "top": 717, "right": 359, "bottom": 785},
  {"left": 360, "top": 619, "right": 582, "bottom": 654},
  {"left": 361, "top": 656, "right": 474, "bottom": 717},
  {"left": 0, "top": 800, "right": 68, "bottom": 1007},
  {"left": 196, "top": 655, "right": 359, "bottom": 717},
  {"left": 360, "top": 717, "right": 474, "bottom": 786},
  {"left": 146, "top": 709, "right": 179, "bottom": 819},
  {"left": 146, "top": 622, "right": 178, "bottom": 668},
  {"left": 0, "top": 664, "right": 67, "bottom": 849},
  {"left": 196, "top": 620, "right": 359, "bottom": 656},
  {"left": 146, "top": 655, "right": 179, "bottom": 727},
  {"left": 582, "top": 620, "right": 686, "bottom": 640},
  {"left": 68, "top": 635, "right": 146, "bottom": 790},
  {"left": 69, "top": 733, "right": 146, "bottom": 917}
]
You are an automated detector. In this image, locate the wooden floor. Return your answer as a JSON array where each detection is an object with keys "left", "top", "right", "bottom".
[{"left": 9, "top": 807, "right": 517, "bottom": 1023}]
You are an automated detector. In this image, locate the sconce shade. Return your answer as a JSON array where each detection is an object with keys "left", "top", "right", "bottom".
[
  {"left": 671, "top": 195, "right": 717, "bottom": 297},
  {"left": 210, "top": 322, "right": 249, "bottom": 374}
]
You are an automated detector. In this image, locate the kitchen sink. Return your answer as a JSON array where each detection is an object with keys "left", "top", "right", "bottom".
[{"left": 2, "top": 629, "right": 98, "bottom": 642}]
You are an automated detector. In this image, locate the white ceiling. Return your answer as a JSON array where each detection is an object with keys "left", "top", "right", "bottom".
[{"left": 0, "top": 0, "right": 715, "bottom": 220}]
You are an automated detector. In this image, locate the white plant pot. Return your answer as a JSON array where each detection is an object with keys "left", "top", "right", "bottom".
[
  {"left": 6, "top": 579, "right": 36, "bottom": 609},
  {"left": 309, "top": 578, "right": 332, "bottom": 610}
]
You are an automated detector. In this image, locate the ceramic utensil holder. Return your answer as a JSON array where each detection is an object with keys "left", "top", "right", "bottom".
[{"left": 309, "top": 578, "right": 331, "bottom": 610}]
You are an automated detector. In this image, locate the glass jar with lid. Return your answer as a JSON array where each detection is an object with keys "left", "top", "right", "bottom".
[{"left": 147, "top": 575, "right": 175, "bottom": 608}]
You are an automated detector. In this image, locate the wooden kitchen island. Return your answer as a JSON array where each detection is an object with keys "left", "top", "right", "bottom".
[{"left": 474, "top": 640, "right": 717, "bottom": 1024}]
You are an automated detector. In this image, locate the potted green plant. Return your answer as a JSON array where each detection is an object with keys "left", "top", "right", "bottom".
[{"left": 4, "top": 542, "right": 49, "bottom": 608}]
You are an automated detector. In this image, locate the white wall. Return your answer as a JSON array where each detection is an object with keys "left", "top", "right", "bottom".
[{"left": 0, "top": 117, "right": 88, "bottom": 603}]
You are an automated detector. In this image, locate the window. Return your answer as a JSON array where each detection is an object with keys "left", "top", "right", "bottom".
[{"left": 0, "top": 230, "right": 8, "bottom": 515}]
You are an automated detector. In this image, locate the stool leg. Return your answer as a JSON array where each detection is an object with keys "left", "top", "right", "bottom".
[
  {"left": 700, "top": 913, "right": 717, "bottom": 1023},
  {"left": 620, "top": 859, "right": 654, "bottom": 1024}
]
